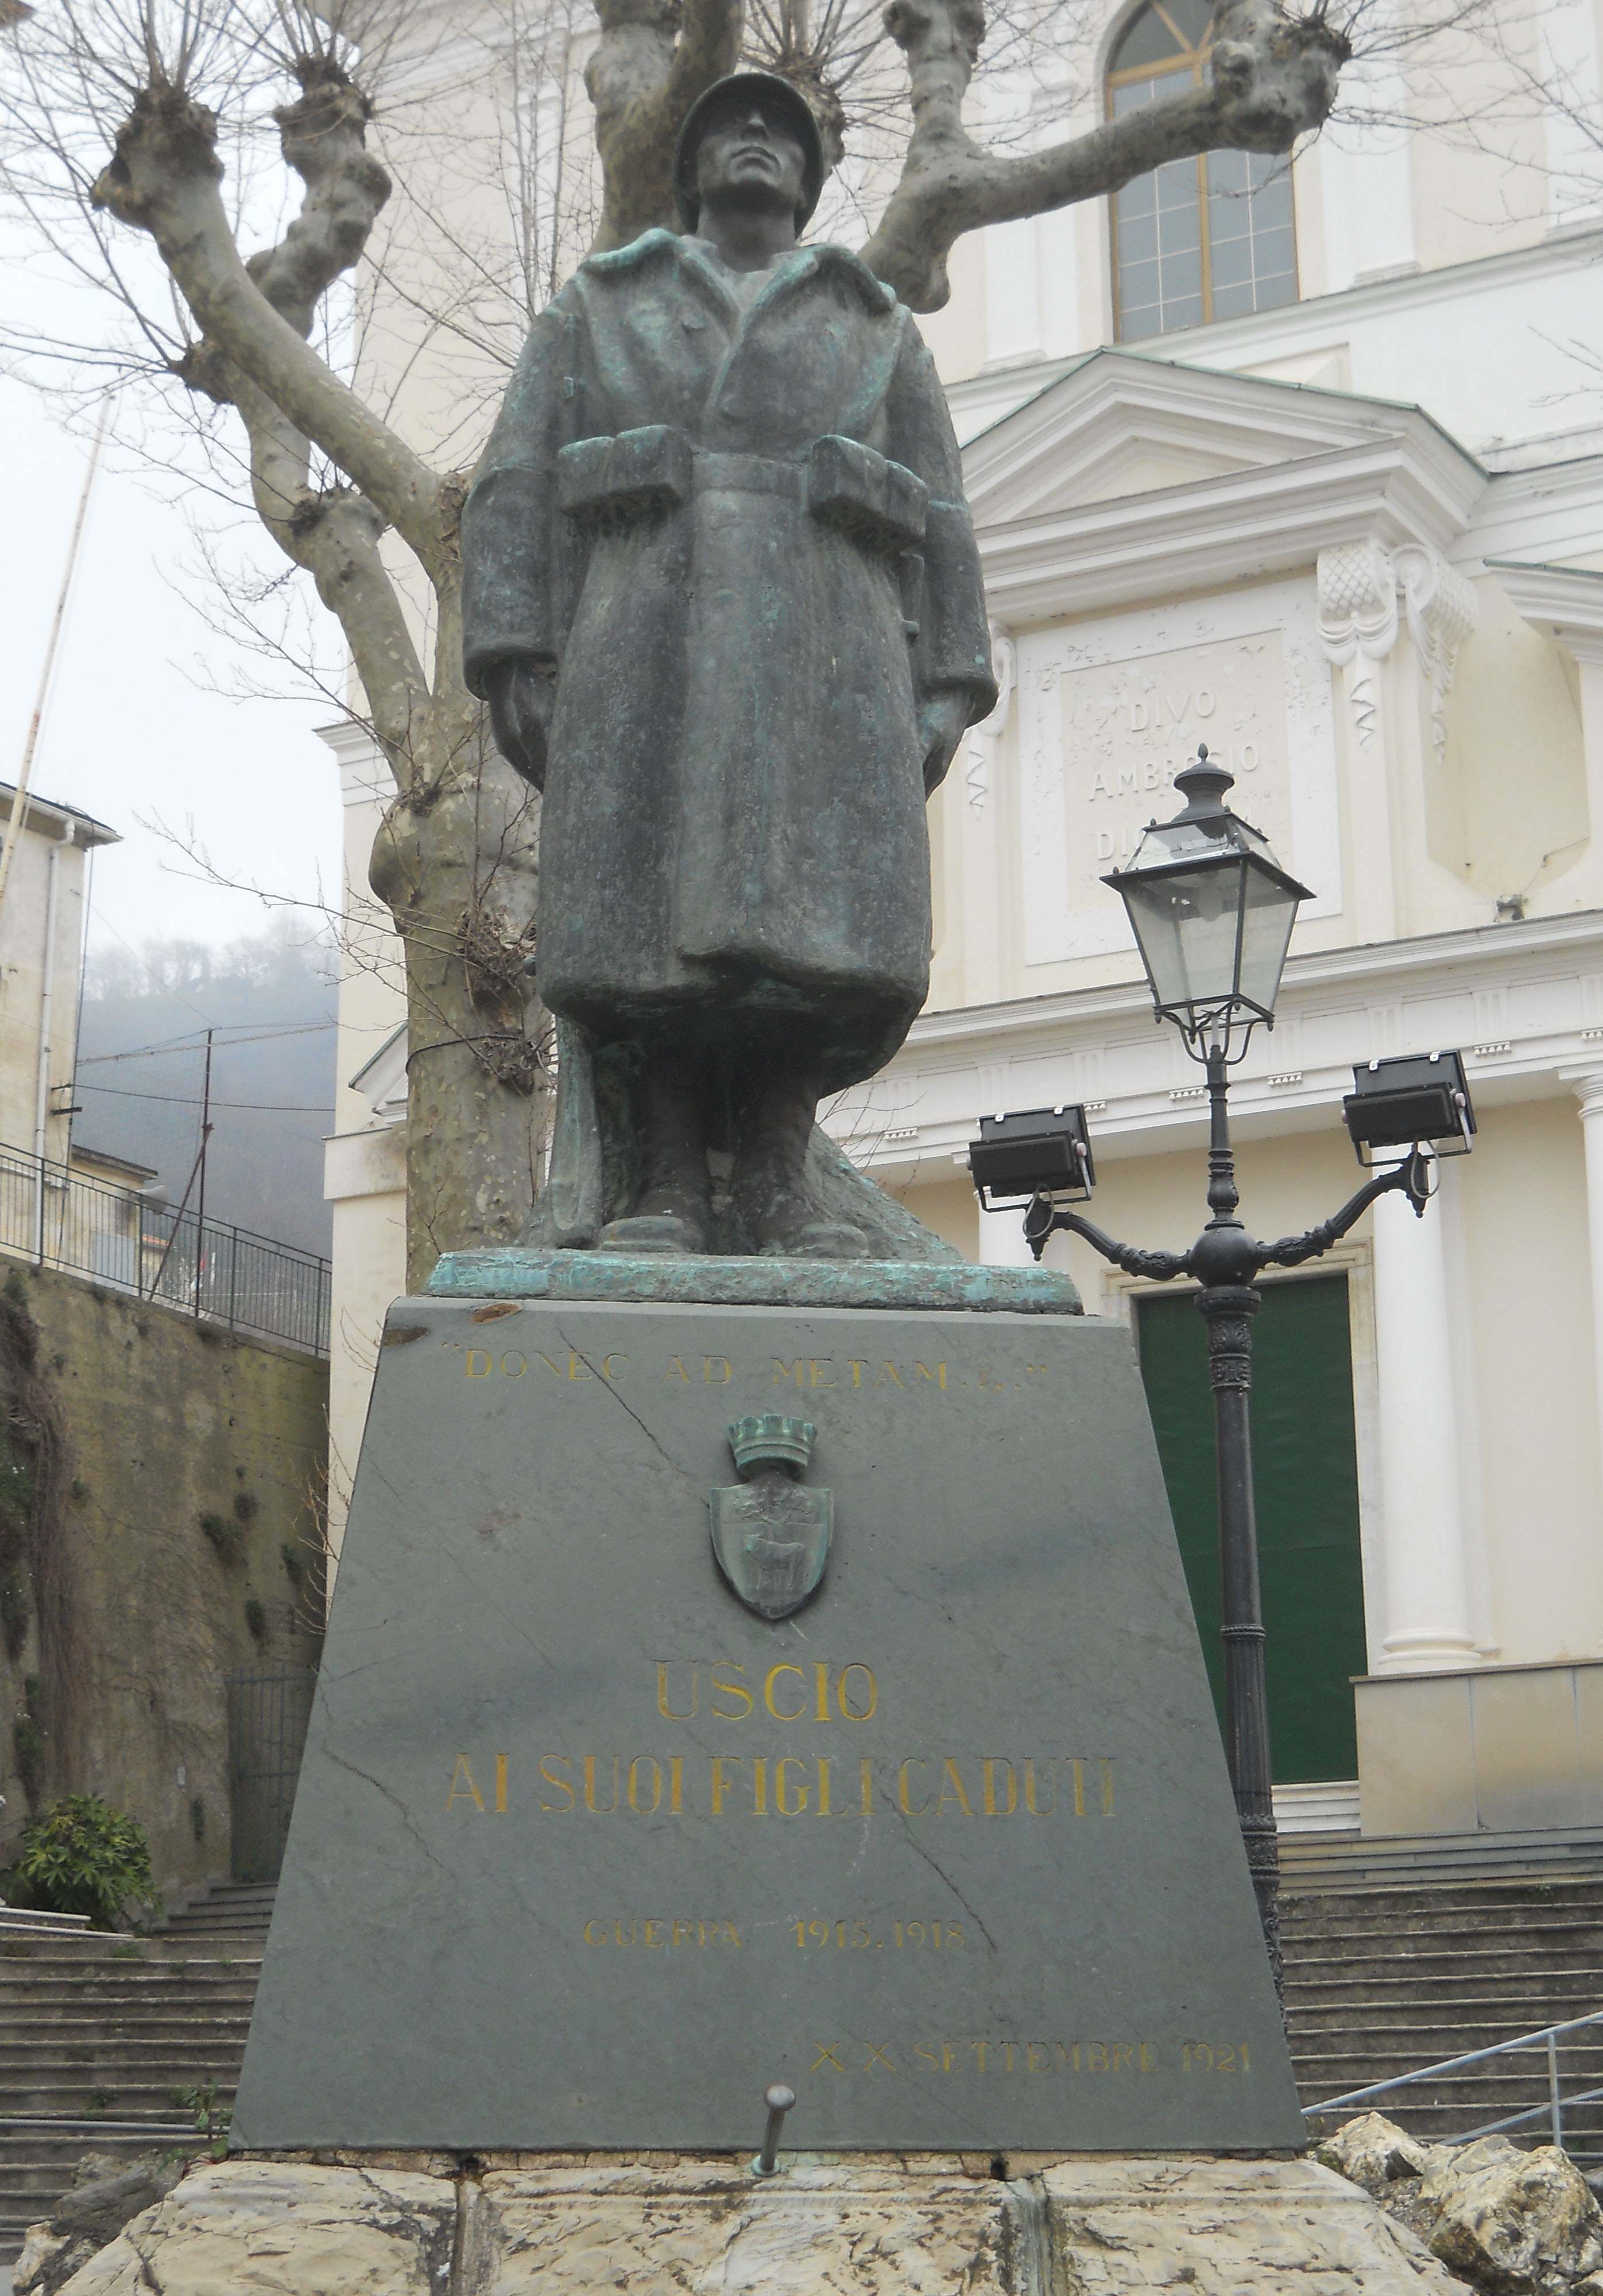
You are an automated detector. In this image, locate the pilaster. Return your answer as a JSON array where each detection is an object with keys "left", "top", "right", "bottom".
[
  {"left": 1316, "top": 538, "right": 1480, "bottom": 941},
  {"left": 1369, "top": 1174, "right": 1479, "bottom": 1671},
  {"left": 1568, "top": 1069, "right": 1603, "bottom": 1652}
]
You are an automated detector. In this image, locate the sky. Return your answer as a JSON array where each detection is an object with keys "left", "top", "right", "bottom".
[{"left": 1, "top": 371, "right": 346, "bottom": 970}]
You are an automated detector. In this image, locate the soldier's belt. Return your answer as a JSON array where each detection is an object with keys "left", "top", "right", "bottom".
[{"left": 556, "top": 427, "right": 927, "bottom": 556}]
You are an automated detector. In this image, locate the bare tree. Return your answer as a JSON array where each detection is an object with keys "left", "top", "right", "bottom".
[{"left": 0, "top": 0, "right": 1391, "bottom": 1280}]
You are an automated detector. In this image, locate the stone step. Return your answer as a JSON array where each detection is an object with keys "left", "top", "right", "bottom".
[
  {"left": 0, "top": 1956, "right": 263, "bottom": 1974},
  {"left": 1290, "top": 2018, "right": 1603, "bottom": 2051},
  {"left": 0, "top": 2040, "right": 247, "bottom": 2071},
  {"left": 0, "top": 1992, "right": 259, "bottom": 2020},
  {"left": 154, "top": 1883, "right": 278, "bottom": 1940},
  {"left": 0, "top": 2122, "right": 201, "bottom": 2266},
  {"left": 1280, "top": 1914, "right": 1603, "bottom": 1946},
  {"left": 160, "top": 1914, "right": 273, "bottom": 1929},
  {"left": 0, "top": 2082, "right": 238, "bottom": 2117},
  {"left": 1279, "top": 1828, "right": 1603, "bottom": 1889},
  {"left": 1291, "top": 2039, "right": 1603, "bottom": 2078},
  {"left": 1287, "top": 1957, "right": 1603, "bottom": 1991},
  {"left": 3, "top": 2018, "right": 252, "bottom": 2046},
  {"left": 0, "top": 1971, "right": 261, "bottom": 1993},
  {"left": 0, "top": 1909, "right": 93, "bottom": 1938},
  {"left": 0, "top": 2121, "right": 198, "bottom": 2164},
  {"left": 1280, "top": 1927, "right": 1603, "bottom": 1959},
  {"left": 1281, "top": 1894, "right": 1603, "bottom": 1923},
  {"left": 0, "top": 1964, "right": 261, "bottom": 1988},
  {"left": 1287, "top": 1967, "right": 1603, "bottom": 1999}
]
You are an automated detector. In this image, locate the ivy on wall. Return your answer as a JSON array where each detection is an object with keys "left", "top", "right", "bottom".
[{"left": 0, "top": 1271, "right": 83, "bottom": 1810}]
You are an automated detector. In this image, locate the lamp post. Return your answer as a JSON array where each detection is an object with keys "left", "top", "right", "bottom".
[{"left": 968, "top": 747, "right": 1474, "bottom": 1996}]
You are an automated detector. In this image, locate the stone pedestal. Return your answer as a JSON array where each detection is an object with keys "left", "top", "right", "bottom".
[
  {"left": 29, "top": 2151, "right": 1463, "bottom": 2295},
  {"left": 233, "top": 1259, "right": 1298, "bottom": 2154}
]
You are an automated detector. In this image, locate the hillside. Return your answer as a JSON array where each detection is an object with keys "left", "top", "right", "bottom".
[{"left": 71, "top": 928, "right": 338, "bottom": 1257}]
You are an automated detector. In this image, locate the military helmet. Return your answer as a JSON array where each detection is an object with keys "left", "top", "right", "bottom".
[{"left": 673, "top": 69, "right": 827, "bottom": 235}]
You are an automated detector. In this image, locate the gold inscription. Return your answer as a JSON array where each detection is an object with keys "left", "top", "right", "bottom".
[
  {"left": 816, "top": 2037, "right": 1175, "bottom": 2076},
  {"left": 446, "top": 1754, "right": 483, "bottom": 1812},
  {"left": 463, "top": 1751, "right": 1116, "bottom": 1820},
  {"left": 583, "top": 1917, "right": 743, "bottom": 1947},
  {"left": 448, "top": 1341, "right": 1053, "bottom": 1394},
  {"left": 793, "top": 1918, "right": 964, "bottom": 1949},
  {"left": 657, "top": 1662, "right": 877, "bottom": 1723}
]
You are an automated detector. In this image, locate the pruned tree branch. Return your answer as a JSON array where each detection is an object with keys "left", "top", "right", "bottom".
[
  {"left": 862, "top": 0, "right": 1351, "bottom": 309},
  {"left": 587, "top": 0, "right": 745, "bottom": 250},
  {"left": 90, "top": 69, "right": 453, "bottom": 574},
  {"left": 167, "top": 53, "right": 432, "bottom": 785}
]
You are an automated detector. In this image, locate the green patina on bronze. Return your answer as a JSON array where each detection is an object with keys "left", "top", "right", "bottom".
[{"left": 427, "top": 1247, "right": 1081, "bottom": 1314}]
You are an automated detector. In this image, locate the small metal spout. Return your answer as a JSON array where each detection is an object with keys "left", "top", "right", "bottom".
[{"left": 751, "top": 2081, "right": 796, "bottom": 2176}]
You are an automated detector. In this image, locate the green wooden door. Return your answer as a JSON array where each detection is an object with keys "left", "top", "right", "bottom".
[{"left": 1135, "top": 1273, "right": 1366, "bottom": 1783}]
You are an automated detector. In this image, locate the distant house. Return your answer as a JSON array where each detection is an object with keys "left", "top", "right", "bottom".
[{"left": 0, "top": 782, "right": 121, "bottom": 1259}]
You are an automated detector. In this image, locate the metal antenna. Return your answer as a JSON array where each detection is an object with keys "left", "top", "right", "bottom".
[{"left": 751, "top": 2082, "right": 795, "bottom": 2176}]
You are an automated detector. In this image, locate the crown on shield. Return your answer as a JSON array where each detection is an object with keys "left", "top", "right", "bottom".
[{"left": 727, "top": 1414, "right": 816, "bottom": 1476}]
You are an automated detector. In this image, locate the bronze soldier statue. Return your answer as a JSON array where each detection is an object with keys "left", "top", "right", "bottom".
[{"left": 462, "top": 72, "right": 997, "bottom": 1259}]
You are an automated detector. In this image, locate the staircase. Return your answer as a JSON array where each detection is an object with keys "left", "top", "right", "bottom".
[
  {"left": 0, "top": 1921, "right": 265, "bottom": 2264},
  {"left": 6, "top": 1850, "right": 1603, "bottom": 2264},
  {"left": 153, "top": 1880, "right": 278, "bottom": 1940},
  {"left": 1284, "top": 1844, "right": 1603, "bottom": 2165}
]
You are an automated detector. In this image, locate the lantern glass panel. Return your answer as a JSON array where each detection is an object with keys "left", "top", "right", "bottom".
[
  {"left": 1236, "top": 854, "right": 1302, "bottom": 1017},
  {"left": 1117, "top": 851, "right": 1249, "bottom": 1018}
]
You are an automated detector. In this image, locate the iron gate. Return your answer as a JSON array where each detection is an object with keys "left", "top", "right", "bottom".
[{"left": 225, "top": 1665, "right": 317, "bottom": 1884}]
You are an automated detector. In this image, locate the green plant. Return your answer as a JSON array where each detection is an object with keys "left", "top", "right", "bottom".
[
  {"left": 0, "top": 1448, "right": 35, "bottom": 1526},
  {"left": 233, "top": 1490, "right": 258, "bottom": 1526},
  {"left": 13, "top": 1794, "right": 154, "bottom": 1927},
  {"left": 0, "top": 1572, "right": 29, "bottom": 1661},
  {"left": 173, "top": 2080, "right": 233, "bottom": 2159},
  {"left": 0, "top": 1438, "right": 36, "bottom": 1663},
  {"left": 3, "top": 1269, "right": 28, "bottom": 1310},
  {"left": 14, "top": 1676, "right": 45, "bottom": 1806},
  {"left": 244, "top": 1598, "right": 267, "bottom": 1643},
  {"left": 280, "top": 1542, "right": 303, "bottom": 1588},
  {"left": 199, "top": 1511, "right": 242, "bottom": 1565},
  {"left": 191, "top": 1797, "right": 206, "bottom": 1842},
  {"left": 85, "top": 2088, "right": 113, "bottom": 2117}
]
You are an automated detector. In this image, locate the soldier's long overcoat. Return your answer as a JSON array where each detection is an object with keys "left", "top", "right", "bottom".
[{"left": 462, "top": 229, "right": 997, "bottom": 1093}]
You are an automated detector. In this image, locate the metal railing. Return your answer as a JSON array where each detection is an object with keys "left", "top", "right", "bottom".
[
  {"left": 0, "top": 1142, "right": 330, "bottom": 1359},
  {"left": 226, "top": 1663, "right": 317, "bottom": 1884},
  {"left": 1303, "top": 2007, "right": 1603, "bottom": 2163}
]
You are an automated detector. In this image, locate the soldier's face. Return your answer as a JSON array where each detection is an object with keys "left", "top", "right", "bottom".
[{"left": 694, "top": 99, "right": 808, "bottom": 218}]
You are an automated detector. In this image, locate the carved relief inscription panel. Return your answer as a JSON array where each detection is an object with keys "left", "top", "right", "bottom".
[{"left": 1017, "top": 581, "right": 1343, "bottom": 967}]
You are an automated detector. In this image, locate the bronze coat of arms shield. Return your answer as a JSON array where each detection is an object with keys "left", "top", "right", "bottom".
[{"left": 710, "top": 1414, "right": 833, "bottom": 1620}]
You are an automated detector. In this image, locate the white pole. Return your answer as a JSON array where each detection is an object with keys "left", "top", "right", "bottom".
[
  {"left": 33, "top": 824, "right": 75, "bottom": 1263},
  {"left": 0, "top": 394, "right": 111, "bottom": 927}
]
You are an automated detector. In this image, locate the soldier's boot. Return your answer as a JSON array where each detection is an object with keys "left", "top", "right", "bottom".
[
  {"left": 731, "top": 1067, "right": 869, "bottom": 1260},
  {"left": 599, "top": 1056, "right": 712, "bottom": 1255}
]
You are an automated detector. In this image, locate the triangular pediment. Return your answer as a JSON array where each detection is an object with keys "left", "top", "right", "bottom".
[{"left": 961, "top": 348, "right": 1453, "bottom": 526}]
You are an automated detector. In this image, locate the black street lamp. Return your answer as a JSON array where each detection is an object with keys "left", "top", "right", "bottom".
[{"left": 968, "top": 747, "right": 1475, "bottom": 1996}]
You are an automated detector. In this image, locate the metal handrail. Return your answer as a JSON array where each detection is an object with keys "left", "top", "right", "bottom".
[
  {"left": 0, "top": 1139, "right": 330, "bottom": 1358},
  {"left": 1303, "top": 2006, "right": 1603, "bottom": 2156}
]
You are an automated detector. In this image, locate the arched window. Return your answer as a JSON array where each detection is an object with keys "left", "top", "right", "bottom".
[{"left": 1107, "top": 0, "right": 1299, "bottom": 340}]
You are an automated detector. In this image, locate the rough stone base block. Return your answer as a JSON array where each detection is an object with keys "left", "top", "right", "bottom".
[{"left": 40, "top": 2153, "right": 1462, "bottom": 2295}]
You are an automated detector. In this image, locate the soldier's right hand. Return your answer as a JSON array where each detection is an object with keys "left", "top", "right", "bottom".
[{"left": 485, "top": 660, "right": 556, "bottom": 791}]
